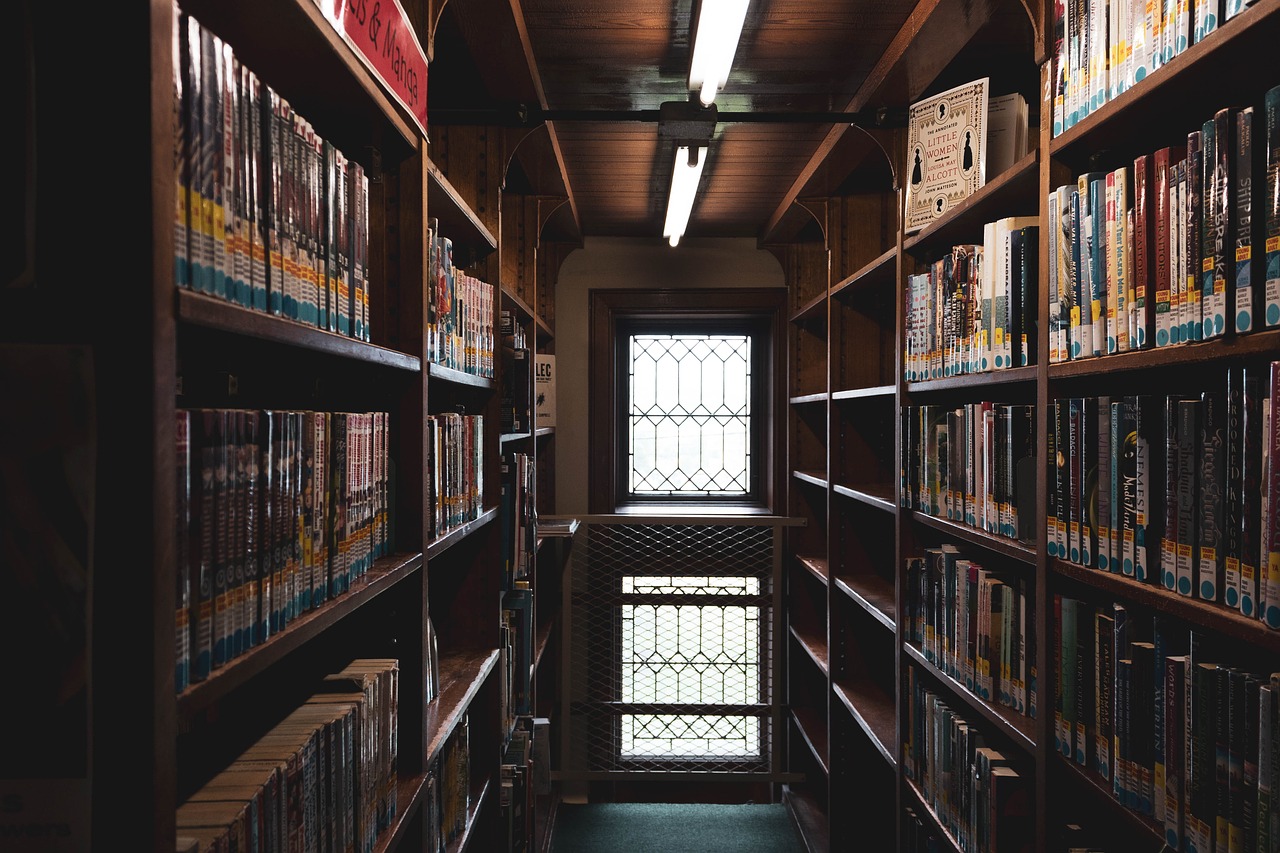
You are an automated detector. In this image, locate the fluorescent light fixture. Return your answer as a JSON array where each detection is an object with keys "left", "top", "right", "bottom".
[
  {"left": 688, "top": 0, "right": 749, "bottom": 107},
  {"left": 663, "top": 145, "right": 707, "bottom": 247}
]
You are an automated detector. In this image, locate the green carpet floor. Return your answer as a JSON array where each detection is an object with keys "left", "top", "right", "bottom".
[{"left": 550, "top": 802, "right": 806, "bottom": 853}]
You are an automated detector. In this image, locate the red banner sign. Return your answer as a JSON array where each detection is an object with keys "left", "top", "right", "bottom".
[{"left": 326, "top": 0, "right": 429, "bottom": 140}]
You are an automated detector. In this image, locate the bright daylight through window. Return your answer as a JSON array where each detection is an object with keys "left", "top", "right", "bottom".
[{"left": 627, "top": 333, "right": 751, "bottom": 498}]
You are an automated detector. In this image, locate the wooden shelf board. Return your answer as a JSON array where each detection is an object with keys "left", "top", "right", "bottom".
[
  {"left": 790, "top": 624, "right": 830, "bottom": 676},
  {"left": 909, "top": 512, "right": 1036, "bottom": 564},
  {"left": 833, "top": 573, "right": 896, "bottom": 630},
  {"left": 831, "top": 247, "right": 897, "bottom": 301},
  {"left": 177, "top": 0, "right": 418, "bottom": 164},
  {"left": 832, "top": 384, "right": 895, "bottom": 401},
  {"left": 903, "top": 644, "right": 1036, "bottom": 753},
  {"left": 427, "top": 507, "right": 501, "bottom": 560},
  {"left": 832, "top": 483, "right": 896, "bottom": 514},
  {"left": 790, "top": 291, "right": 828, "bottom": 325},
  {"left": 531, "top": 618, "right": 554, "bottom": 678},
  {"left": 500, "top": 431, "right": 533, "bottom": 445},
  {"left": 782, "top": 785, "right": 831, "bottom": 853},
  {"left": 792, "top": 469, "right": 829, "bottom": 489},
  {"left": 1047, "top": 329, "right": 1280, "bottom": 381},
  {"left": 426, "top": 647, "right": 500, "bottom": 766},
  {"left": 791, "top": 706, "right": 830, "bottom": 776},
  {"left": 906, "top": 365, "right": 1038, "bottom": 394},
  {"left": 903, "top": 778, "right": 963, "bottom": 853},
  {"left": 444, "top": 776, "right": 493, "bottom": 853},
  {"left": 903, "top": 150, "right": 1040, "bottom": 255},
  {"left": 177, "top": 553, "right": 423, "bottom": 719},
  {"left": 500, "top": 286, "right": 539, "bottom": 325},
  {"left": 1054, "top": 754, "right": 1165, "bottom": 847},
  {"left": 427, "top": 361, "right": 496, "bottom": 390},
  {"left": 1051, "top": 558, "right": 1280, "bottom": 654},
  {"left": 374, "top": 772, "right": 429, "bottom": 853},
  {"left": 796, "top": 554, "right": 830, "bottom": 586},
  {"left": 534, "top": 427, "right": 555, "bottom": 439},
  {"left": 427, "top": 158, "right": 498, "bottom": 255},
  {"left": 790, "top": 392, "right": 828, "bottom": 405},
  {"left": 178, "top": 290, "right": 422, "bottom": 373},
  {"left": 831, "top": 678, "right": 896, "bottom": 769},
  {"left": 1050, "top": 0, "right": 1280, "bottom": 167}
]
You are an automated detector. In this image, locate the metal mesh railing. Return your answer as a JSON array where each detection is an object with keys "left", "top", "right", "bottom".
[{"left": 559, "top": 516, "right": 793, "bottom": 779}]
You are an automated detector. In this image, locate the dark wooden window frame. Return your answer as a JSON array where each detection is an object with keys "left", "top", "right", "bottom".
[{"left": 588, "top": 287, "right": 787, "bottom": 514}]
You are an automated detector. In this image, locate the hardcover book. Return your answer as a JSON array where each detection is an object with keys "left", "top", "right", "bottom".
[{"left": 905, "top": 77, "right": 990, "bottom": 233}]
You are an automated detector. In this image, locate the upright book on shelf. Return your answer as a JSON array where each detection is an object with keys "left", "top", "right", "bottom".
[{"left": 905, "top": 77, "right": 990, "bottom": 234}]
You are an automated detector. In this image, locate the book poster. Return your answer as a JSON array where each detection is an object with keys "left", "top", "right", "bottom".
[
  {"left": 535, "top": 354, "right": 556, "bottom": 429},
  {"left": 905, "top": 77, "right": 990, "bottom": 233},
  {"left": 0, "top": 345, "right": 95, "bottom": 852}
]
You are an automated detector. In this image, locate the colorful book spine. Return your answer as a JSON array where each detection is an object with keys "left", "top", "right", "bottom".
[
  {"left": 1097, "top": 395, "right": 1114, "bottom": 571},
  {"left": 1089, "top": 174, "right": 1109, "bottom": 357},
  {"left": 1243, "top": 366, "right": 1265, "bottom": 619},
  {"left": 1173, "top": 158, "right": 1186, "bottom": 344},
  {"left": 1096, "top": 609, "right": 1115, "bottom": 780},
  {"left": 1266, "top": 85, "right": 1280, "bottom": 328},
  {"left": 1071, "top": 188, "right": 1087, "bottom": 358},
  {"left": 1237, "top": 106, "right": 1260, "bottom": 333},
  {"left": 1116, "top": 165, "right": 1132, "bottom": 352},
  {"left": 1155, "top": 147, "right": 1180, "bottom": 347},
  {"left": 1226, "top": 368, "right": 1245, "bottom": 612},
  {"left": 1186, "top": 130, "right": 1204, "bottom": 343},
  {"left": 1106, "top": 170, "right": 1121, "bottom": 353},
  {"left": 1204, "top": 109, "right": 1233, "bottom": 340},
  {"left": 1267, "top": 361, "right": 1280, "bottom": 629},
  {"left": 1177, "top": 398, "right": 1201, "bottom": 597},
  {"left": 1200, "top": 391, "right": 1226, "bottom": 603}
]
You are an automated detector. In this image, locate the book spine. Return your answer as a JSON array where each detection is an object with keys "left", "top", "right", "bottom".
[
  {"left": 1057, "top": 400, "right": 1071, "bottom": 561},
  {"left": 1073, "top": 189, "right": 1092, "bottom": 358},
  {"left": 1155, "top": 148, "right": 1176, "bottom": 346},
  {"left": 1070, "top": 397, "right": 1083, "bottom": 564},
  {"left": 1106, "top": 170, "right": 1120, "bottom": 353},
  {"left": 1091, "top": 176, "right": 1109, "bottom": 356},
  {"left": 1259, "top": 684, "right": 1273, "bottom": 853},
  {"left": 1189, "top": 662, "right": 1217, "bottom": 853},
  {"left": 1205, "top": 109, "right": 1233, "bottom": 340},
  {"left": 1082, "top": 396, "right": 1098, "bottom": 568},
  {"left": 1227, "top": 369, "right": 1246, "bottom": 612},
  {"left": 1177, "top": 398, "right": 1201, "bottom": 598},
  {"left": 1267, "top": 85, "right": 1280, "bottom": 328},
  {"left": 1187, "top": 131, "right": 1204, "bottom": 343},
  {"left": 1237, "top": 106, "right": 1259, "bottom": 333},
  {"left": 1167, "top": 654, "right": 1188, "bottom": 850},
  {"left": 1164, "top": 395, "right": 1182, "bottom": 591},
  {"left": 1062, "top": 595, "right": 1078, "bottom": 758},
  {"left": 1135, "top": 394, "right": 1156, "bottom": 584},
  {"left": 1096, "top": 610, "right": 1114, "bottom": 780},
  {"left": 1200, "top": 391, "right": 1226, "bottom": 602},
  {"left": 1267, "top": 361, "right": 1280, "bottom": 628},
  {"left": 1216, "top": 666, "right": 1231, "bottom": 852},
  {"left": 1116, "top": 166, "right": 1132, "bottom": 352},
  {"left": 1174, "top": 159, "right": 1186, "bottom": 344},
  {"left": 1098, "top": 395, "right": 1114, "bottom": 571},
  {"left": 176, "top": 409, "right": 192, "bottom": 693},
  {"left": 1050, "top": 189, "right": 1064, "bottom": 362},
  {"left": 1243, "top": 367, "right": 1265, "bottom": 618}
]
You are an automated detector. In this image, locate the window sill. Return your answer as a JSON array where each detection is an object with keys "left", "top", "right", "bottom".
[{"left": 612, "top": 502, "right": 775, "bottom": 517}]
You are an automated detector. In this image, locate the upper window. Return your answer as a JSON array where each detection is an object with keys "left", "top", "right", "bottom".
[
  {"left": 625, "top": 331, "right": 753, "bottom": 498},
  {"left": 588, "top": 288, "right": 783, "bottom": 513}
]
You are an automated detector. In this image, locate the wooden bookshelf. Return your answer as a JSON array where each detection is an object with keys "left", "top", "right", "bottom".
[
  {"left": 906, "top": 364, "right": 1038, "bottom": 394},
  {"left": 902, "top": 778, "right": 962, "bottom": 853},
  {"left": 177, "top": 553, "right": 424, "bottom": 719},
  {"left": 426, "top": 648, "right": 501, "bottom": 766},
  {"left": 791, "top": 624, "right": 830, "bottom": 677},
  {"left": 782, "top": 785, "right": 832, "bottom": 853},
  {"left": 429, "top": 361, "right": 497, "bottom": 390},
  {"left": 832, "top": 573, "right": 895, "bottom": 630},
  {"left": 1052, "top": 755, "right": 1164, "bottom": 849},
  {"left": 790, "top": 289, "right": 829, "bottom": 325},
  {"left": 427, "top": 506, "right": 501, "bottom": 560},
  {"left": 793, "top": 469, "right": 829, "bottom": 489},
  {"left": 427, "top": 158, "right": 498, "bottom": 257},
  {"left": 792, "top": 706, "right": 831, "bottom": 776},
  {"left": 902, "top": 644, "right": 1036, "bottom": 753},
  {"left": 376, "top": 773, "right": 432, "bottom": 853},
  {"left": 903, "top": 150, "right": 1041, "bottom": 254},
  {"left": 908, "top": 512, "right": 1037, "bottom": 564},
  {"left": 831, "top": 483, "right": 896, "bottom": 514},
  {"left": 831, "top": 678, "right": 896, "bottom": 768},
  {"left": 830, "top": 247, "right": 897, "bottom": 301},
  {"left": 791, "top": 392, "right": 829, "bottom": 405},
  {"left": 831, "top": 384, "right": 895, "bottom": 401},
  {"left": 797, "top": 554, "right": 831, "bottom": 586},
  {"left": 444, "top": 776, "right": 494, "bottom": 853},
  {"left": 1048, "top": 328, "right": 1280, "bottom": 381}
]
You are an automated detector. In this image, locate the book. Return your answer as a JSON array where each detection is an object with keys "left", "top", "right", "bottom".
[
  {"left": 1200, "top": 390, "right": 1226, "bottom": 602},
  {"left": 1237, "top": 105, "right": 1261, "bottom": 333},
  {"left": 1267, "top": 361, "right": 1280, "bottom": 628},
  {"left": 1267, "top": 85, "right": 1280, "bottom": 328},
  {"left": 1203, "top": 109, "right": 1233, "bottom": 340},
  {"left": 1133, "top": 153, "right": 1155, "bottom": 348},
  {"left": 905, "top": 77, "right": 991, "bottom": 233},
  {"left": 1186, "top": 130, "right": 1204, "bottom": 343},
  {"left": 1154, "top": 145, "right": 1185, "bottom": 347},
  {"left": 1243, "top": 366, "right": 1266, "bottom": 618}
]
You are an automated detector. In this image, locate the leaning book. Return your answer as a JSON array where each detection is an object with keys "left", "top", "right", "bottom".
[{"left": 905, "top": 77, "right": 990, "bottom": 234}]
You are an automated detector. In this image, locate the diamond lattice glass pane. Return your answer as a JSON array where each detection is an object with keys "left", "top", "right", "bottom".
[{"left": 627, "top": 334, "right": 751, "bottom": 497}]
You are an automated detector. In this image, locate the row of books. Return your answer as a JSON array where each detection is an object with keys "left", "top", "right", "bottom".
[
  {"left": 1054, "top": 598, "right": 1280, "bottom": 852},
  {"left": 174, "top": 12, "right": 372, "bottom": 340},
  {"left": 500, "top": 724, "right": 535, "bottom": 853},
  {"left": 500, "top": 309, "right": 533, "bottom": 434},
  {"left": 175, "top": 658, "right": 399, "bottom": 853},
  {"left": 900, "top": 402, "right": 1037, "bottom": 543},
  {"left": 428, "top": 219, "right": 495, "bottom": 377},
  {"left": 1048, "top": 88, "right": 1280, "bottom": 362},
  {"left": 905, "top": 668, "right": 1033, "bottom": 852},
  {"left": 437, "top": 714, "right": 471, "bottom": 849},
  {"left": 903, "top": 217, "right": 1039, "bottom": 381},
  {"left": 426, "top": 412, "right": 484, "bottom": 541},
  {"left": 500, "top": 452, "right": 536, "bottom": 589},
  {"left": 903, "top": 805, "right": 945, "bottom": 853},
  {"left": 501, "top": 583, "right": 534, "bottom": 729},
  {"left": 175, "top": 408, "right": 390, "bottom": 692},
  {"left": 905, "top": 546, "right": 1037, "bottom": 719},
  {"left": 1051, "top": 364, "right": 1280, "bottom": 628},
  {"left": 1050, "top": 0, "right": 1256, "bottom": 137}
]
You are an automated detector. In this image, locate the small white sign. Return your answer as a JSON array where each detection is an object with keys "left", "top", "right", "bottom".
[{"left": 535, "top": 354, "right": 556, "bottom": 428}]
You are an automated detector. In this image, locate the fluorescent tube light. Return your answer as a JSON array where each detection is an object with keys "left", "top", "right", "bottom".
[
  {"left": 663, "top": 145, "right": 707, "bottom": 247},
  {"left": 688, "top": 0, "right": 749, "bottom": 106}
]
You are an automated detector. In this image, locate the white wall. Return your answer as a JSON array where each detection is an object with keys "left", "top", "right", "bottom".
[{"left": 551, "top": 236, "right": 785, "bottom": 515}]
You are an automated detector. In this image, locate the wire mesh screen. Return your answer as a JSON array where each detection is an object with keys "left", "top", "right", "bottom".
[{"left": 563, "top": 519, "right": 779, "bottom": 776}]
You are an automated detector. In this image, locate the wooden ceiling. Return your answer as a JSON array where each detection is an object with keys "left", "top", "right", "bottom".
[{"left": 429, "top": 0, "right": 1044, "bottom": 244}]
